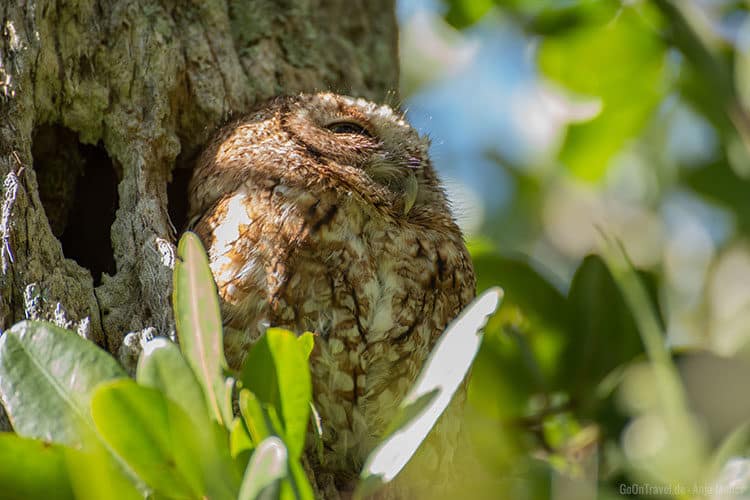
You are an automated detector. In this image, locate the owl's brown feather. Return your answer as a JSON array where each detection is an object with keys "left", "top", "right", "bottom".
[{"left": 188, "top": 93, "right": 476, "bottom": 495}]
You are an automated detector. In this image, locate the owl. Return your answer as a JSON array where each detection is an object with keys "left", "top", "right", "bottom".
[{"left": 188, "top": 93, "right": 476, "bottom": 495}]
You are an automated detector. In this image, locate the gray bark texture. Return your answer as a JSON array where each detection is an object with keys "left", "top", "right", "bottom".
[{"left": 0, "top": 0, "right": 398, "bottom": 367}]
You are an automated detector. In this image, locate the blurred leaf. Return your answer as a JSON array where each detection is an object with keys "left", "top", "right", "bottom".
[
  {"left": 538, "top": 5, "right": 667, "bottom": 180},
  {"left": 602, "top": 239, "right": 709, "bottom": 486},
  {"left": 0, "top": 434, "right": 75, "bottom": 500},
  {"left": 236, "top": 391, "right": 314, "bottom": 500},
  {"left": 357, "top": 288, "right": 502, "bottom": 497},
  {"left": 471, "top": 252, "right": 566, "bottom": 328},
  {"left": 541, "top": 412, "right": 583, "bottom": 451},
  {"left": 678, "top": 351, "right": 750, "bottom": 442},
  {"left": 654, "top": 0, "right": 736, "bottom": 131},
  {"left": 239, "top": 390, "right": 276, "bottom": 445},
  {"left": 707, "top": 421, "right": 750, "bottom": 485},
  {"left": 309, "top": 402, "right": 324, "bottom": 464},
  {"left": 238, "top": 437, "right": 288, "bottom": 500},
  {"left": 463, "top": 405, "right": 532, "bottom": 476},
  {"left": 469, "top": 251, "right": 568, "bottom": 413},
  {"left": 286, "top": 455, "right": 315, "bottom": 500},
  {"left": 468, "top": 320, "right": 546, "bottom": 420},
  {"left": 136, "top": 337, "right": 209, "bottom": 426},
  {"left": 65, "top": 441, "right": 143, "bottom": 500},
  {"left": 230, "top": 417, "right": 255, "bottom": 459},
  {"left": 444, "top": 0, "right": 494, "bottom": 29},
  {"left": 558, "top": 255, "right": 648, "bottom": 411},
  {"left": 521, "top": 1, "right": 614, "bottom": 36},
  {"left": 297, "top": 332, "right": 315, "bottom": 360},
  {"left": 91, "top": 379, "right": 239, "bottom": 500},
  {"left": 683, "top": 158, "right": 750, "bottom": 233},
  {"left": 239, "top": 328, "right": 312, "bottom": 460},
  {"left": 501, "top": 0, "right": 621, "bottom": 35},
  {"left": 173, "top": 231, "right": 232, "bottom": 427},
  {"left": 0, "top": 321, "right": 126, "bottom": 446}
]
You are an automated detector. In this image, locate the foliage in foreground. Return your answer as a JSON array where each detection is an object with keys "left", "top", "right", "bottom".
[{"left": 0, "top": 232, "right": 500, "bottom": 499}]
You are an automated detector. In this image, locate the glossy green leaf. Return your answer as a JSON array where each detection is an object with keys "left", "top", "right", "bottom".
[
  {"left": 173, "top": 231, "right": 232, "bottom": 427},
  {"left": 238, "top": 437, "right": 288, "bottom": 500},
  {"left": 91, "top": 379, "right": 239, "bottom": 500},
  {"left": 230, "top": 417, "right": 255, "bottom": 459},
  {"left": 136, "top": 337, "right": 209, "bottom": 425},
  {"left": 240, "top": 328, "right": 312, "bottom": 460},
  {"left": 66, "top": 441, "right": 143, "bottom": 500},
  {"left": 0, "top": 433, "right": 75, "bottom": 500},
  {"left": 239, "top": 390, "right": 275, "bottom": 445},
  {"left": 0, "top": 321, "right": 126, "bottom": 446},
  {"left": 286, "top": 457, "right": 315, "bottom": 500},
  {"left": 297, "top": 332, "right": 315, "bottom": 360},
  {"left": 357, "top": 288, "right": 502, "bottom": 497},
  {"left": 237, "top": 390, "right": 314, "bottom": 500}
]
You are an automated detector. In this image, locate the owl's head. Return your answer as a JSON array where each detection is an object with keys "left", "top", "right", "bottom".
[{"left": 190, "top": 92, "right": 454, "bottom": 227}]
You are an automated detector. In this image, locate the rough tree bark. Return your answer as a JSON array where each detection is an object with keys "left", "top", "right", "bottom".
[{"left": 0, "top": 0, "right": 398, "bottom": 373}]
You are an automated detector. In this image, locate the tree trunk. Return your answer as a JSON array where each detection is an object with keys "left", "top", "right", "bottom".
[{"left": 0, "top": 0, "right": 398, "bottom": 370}]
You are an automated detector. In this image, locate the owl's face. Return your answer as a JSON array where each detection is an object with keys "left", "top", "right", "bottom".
[{"left": 189, "top": 93, "right": 452, "bottom": 227}]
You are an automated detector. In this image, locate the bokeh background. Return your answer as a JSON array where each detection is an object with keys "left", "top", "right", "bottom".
[{"left": 395, "top": 1, "right": 750, "bottom": 498}]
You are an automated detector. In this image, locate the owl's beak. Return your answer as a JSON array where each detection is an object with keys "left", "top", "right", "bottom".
[{"left": 403, "top": 171, "right": 418, "bottom": 216}]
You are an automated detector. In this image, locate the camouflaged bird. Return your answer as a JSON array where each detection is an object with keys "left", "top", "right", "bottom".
[{"left": 188, "top": 92, "right": 475, "bottom": 496}]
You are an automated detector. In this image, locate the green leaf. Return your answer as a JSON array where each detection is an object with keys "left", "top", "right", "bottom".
[
  {"left": 706, "top": 417, "right": 750, "bottom": 490},
  {"left": 173, "top": 231, "right": 232, "bottom": 427},
  {"left": 0, "top": 433, "right": 75, "bottom": 500},
  {"left": 471, "top": 252, "right": 567, "bottom": 331},
  {"left": 468, "top": 320, "right": 546, "bottom": 421},
  {"left": 538, "top": 5, "right": 667, "bottom": 180},
  {"left": 237, "top": 391, "right": 315, "bottom": 500},
  {"left": 602, "top": 238, "right": 709, "bottom": 485},
  {"left": 297, "top": 332, "right": 315, "bottom": 360},
  {"left": 239, "top": 390, "right": 275, "bottom": 445},
  {"left": 65, "top": 441, "right": 143, "bottom": 500},
  {"left": 468, "top": 251, "right": 568, "bottom": 419},
  {"left": 357, "top": 288, "right": 502, "bottom": 497},
  {"left": 238, "top": 437, "right": 288, "bottom": 500},
  {"left": 136, "top": 337, "right": 209, "bottom": 425},
  {"left": 308, "top": 402, "right": 324, "bottom": 464},
  {"left": 240, "top": 328, "right": 312, "bottom": 460},
  {"left": 558, "top": 255, "right": 647, "bottom": 411},
  {"left": 286, "top": 457, "right": 315, "bottom": 500},
  {"left": 230, "top": 417, "right": 255, "bottom": 459},
  {"left": 91, "top": 379, "right": 239, "bottom": 500},
  {"left": 0, "top": 321, "right": 126, "bottom": 446},
  {"left": 444, "top": 0, "right": 494, "bottom": 29},
  {"left": 682, "top": 158, "right": 750, "bottom": 234}
]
